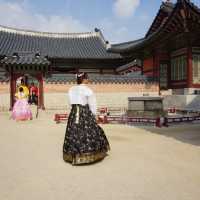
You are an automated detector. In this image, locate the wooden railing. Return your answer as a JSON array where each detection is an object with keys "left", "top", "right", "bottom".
[
  {"left": 54, "top": 113, "right": 68, "bottom": 123},
  {"left": 54, "top": 107, "right": 200, "bottom": 126}
]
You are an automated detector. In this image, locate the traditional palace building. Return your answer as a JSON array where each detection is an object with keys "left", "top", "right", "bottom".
[
  {"left": 110, "top": 0, "right": 200, "bottom": 95},
  {"left": 0, "top": 0, "right": 200, "bottom": 111},
  {"left": 0, "top": 26, "right": 157, "bottom": 110}
]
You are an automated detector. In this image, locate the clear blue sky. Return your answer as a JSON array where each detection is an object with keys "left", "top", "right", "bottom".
[{"left": 0, "top": 0, "right": 199, "bottom": 43}]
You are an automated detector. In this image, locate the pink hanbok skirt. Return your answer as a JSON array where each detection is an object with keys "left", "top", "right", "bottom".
[{"left": 12, "top": 99, "right": 32, "bottom": 121}]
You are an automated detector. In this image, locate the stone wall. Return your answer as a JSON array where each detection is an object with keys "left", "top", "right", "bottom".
[
  {"left": 0, "top": 83, "right": 9, "bottom": 94},
  {"left": 44, "top": 92, "right": 155, "bottom": 111},
  {"left": 43, "top": 82, "right": 158, "bottom": 93},
  {"left": 0, "top": 83, "right": 10, "bottom": 111},
  {"left": 2, "top": 81, "right": 200, "bottom": 112},
  {"left": 0, "top": 82, "right": 159, "bottom": 111},
  {"left": 43, "top": 82, "right": 159, "bottom": 110},
  {"left": 163, "top": 95, "right": 200, "bottom": 111}
]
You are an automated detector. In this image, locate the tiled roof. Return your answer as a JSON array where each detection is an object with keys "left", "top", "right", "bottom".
[
  {"left": 108, "top": 38, "right": 145, "bottom": 53},
  {"left": 0, "top": 52, "right": 50, "bottom": 65},
  {"left": 0, "top": 25, "right": 121, "bottom": 59},
  {"left": 108, "top": 1, "right": 175, "bottom": 53},
  {"left": 185, "top": 0, "right": 200, "bottom": 14},
  {"left": 108, "top": 0, "right": 200, "bottom": 54},
  {"left": 160, "top": 1, "right": 175, "bottom": 13},
  {"left": 45, "top": 73, "right": 156, "bottom": 84},
  {"left": 145, "top": 1, "right": 174, "bottom": 37},
  {"left": 116, "top": 60, "right": 142, "bottom": 72}
]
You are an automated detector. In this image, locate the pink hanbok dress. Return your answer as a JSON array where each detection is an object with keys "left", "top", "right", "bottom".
[{"left": 12, "top": 92, "right": 32, "bottom": 121}]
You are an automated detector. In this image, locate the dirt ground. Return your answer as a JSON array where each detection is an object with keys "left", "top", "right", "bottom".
[{"left": 0, "top": 112, "right": 200, "bottom": 200}]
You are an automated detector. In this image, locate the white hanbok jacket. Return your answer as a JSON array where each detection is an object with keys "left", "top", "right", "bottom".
[{"left": 68, "top": 84, "right": 97, "bottom": 115}]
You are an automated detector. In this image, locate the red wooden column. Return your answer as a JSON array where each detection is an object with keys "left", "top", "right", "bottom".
[
  {"left": 37, "top": 73, "right": 45, "bottom": 110},
  {"left": 153, "top": 51, "right": 160, "bottom": 78},
  {"left": 9, "top": 71, "right": 14, "bottom": 110},
  {"left": 153, "top": 51, "right": 160, "bottom": 93},
  {"left": 9, "top": 71, "right": 17, "bottom": 110},
  {"left": 187, "top": 47, "right": 193, "bottom": 88},
  {"left": 168, "top": 60, "right": 171, "bottom": 89}
]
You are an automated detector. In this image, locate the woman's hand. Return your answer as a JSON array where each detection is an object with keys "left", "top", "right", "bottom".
[{"left": 95, "top": 115, "right": 99, "bottom": 122}]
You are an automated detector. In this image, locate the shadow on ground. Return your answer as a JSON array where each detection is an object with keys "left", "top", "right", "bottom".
[{"left": 136, "top": 123, "right": 200, "bottom": 146}]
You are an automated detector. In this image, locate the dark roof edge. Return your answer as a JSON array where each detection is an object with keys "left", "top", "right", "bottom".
[
  {"left": 184, "top": 0, "right": 200, "bottom": 15},
  {"left": 93, "top": 28, "right": 110, "bottom": 48},
  {"left": 111, "top": 38, "right": 145, "bottom": 48},
  {"left": 116, "top": 60, "right": 142, "bottom": 72},
  {"left": 108, "top": 0, "right": 200, "bottom": 54},
  {"left": 145, "top": 1, "right": 175, "bottom": 37},
  {"left": 109, "top": 3, "right": 178, "bottom": 53},
  {"left": 107, "top": 38, "right": 145, "bottom": 53}
]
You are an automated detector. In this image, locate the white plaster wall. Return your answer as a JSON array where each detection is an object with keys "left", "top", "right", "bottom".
[
  {"left": 163, "top": 95, "right": 200, "bottom": 110},
  {"left": 0, "top": 94, "right": 10, "bottom": 111},
  {"left": 44, "top": 92, "right": 158, "bottom": 111}
]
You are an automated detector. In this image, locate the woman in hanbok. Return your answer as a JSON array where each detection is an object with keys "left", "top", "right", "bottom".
[
  {"left": 63, "top": 72, "right": 110, "bottom": 165},
  {"left": 16, "top": 78, "right": 29, "bottom": 98},
  {"left": 12, "top": 87, "right": 32, "bottom": 121}
]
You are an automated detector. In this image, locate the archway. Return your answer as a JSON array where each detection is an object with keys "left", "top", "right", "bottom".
[{"left": 10, "top": 73, "right": 45, "bottom": 110}]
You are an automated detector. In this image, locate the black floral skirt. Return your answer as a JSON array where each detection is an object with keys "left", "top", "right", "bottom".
[{"left": 63, "top": 104, "right": 110, "bottom": 165}]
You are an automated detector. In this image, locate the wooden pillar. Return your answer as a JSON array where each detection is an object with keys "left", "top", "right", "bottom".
[
  {"left": 153, "top": 52, "right": 160, "bottom": 78},
  {"left": 9, "top": 71, "right": 14, "bottom": 110},
  {"left": 38, "top": 73, "right": 45, "bottom": 110},
  {"left": 9, "top": 70, "right": 17, "bottom": 110},
  {"left": 141, "top": 58, "right": 144, "bottom": 75},
  {"left": 168, "top": 60, "right": 171, "bottom": 89},
  {"left": 153, "top": 51, "right": 160, "bottom": 94},
  {"left": 187, "top": 47, "right": 193, "bottom": 88}
]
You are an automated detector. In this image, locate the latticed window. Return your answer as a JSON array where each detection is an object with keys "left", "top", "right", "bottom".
[
  {"left": 192, "top": 54, "right": 200, "bottom": 84},
  {"left": 171, "top": 55, "right": 187, "bottom": 81},
  {"left": 160, "top": 63, "right": 168, "bottom": 89}
]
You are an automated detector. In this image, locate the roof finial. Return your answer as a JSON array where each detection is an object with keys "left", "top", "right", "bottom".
[{"left": 94, "top": 28, "right": 100, "bottom": 32}]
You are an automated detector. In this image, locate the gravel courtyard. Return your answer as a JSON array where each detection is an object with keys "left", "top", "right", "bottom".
[{"left": 0, "top": 112, "right": 200, "bottom": 200}]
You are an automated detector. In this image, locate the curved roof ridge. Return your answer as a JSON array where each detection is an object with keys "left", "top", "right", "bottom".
[
  {"left": 111, "top": 38, "right": 145, "bottom": 47},
  {"left": 92, "top": 28, "right": 109, "bottom": 48},
  {"left": 0, "top": 24, "right": 99, "bottom": 38},
  {"left": 108, "top": 38, "right": 145, "bottom": 53},
  {"left": 0, "top": 25, "right": 121, "bottom": 59},
  {"left": 145, "top": 1, "right": 174, "bottom": 37}
]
